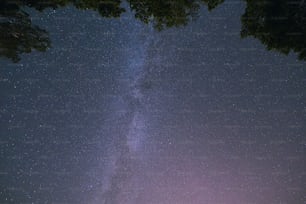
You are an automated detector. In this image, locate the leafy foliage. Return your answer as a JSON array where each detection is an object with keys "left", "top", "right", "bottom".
[
  {"left": 1, "top": 0, "right": 223, "bottom": 62},
  {"left": 241, "top": 0, "right": 306, "bottom": 60},
  {"left": 2, "top": 0, "right": 305, "bottom": 62},
  {"left": 0, "top": 2, "right": 50, "bottom": 62},
  {"left": 128, "top": 0, "right": 201, "bottom": 30}
]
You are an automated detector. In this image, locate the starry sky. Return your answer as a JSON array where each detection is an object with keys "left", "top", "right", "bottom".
[{"left": 0, "top": 1, "right": 306, "bottom": 204}]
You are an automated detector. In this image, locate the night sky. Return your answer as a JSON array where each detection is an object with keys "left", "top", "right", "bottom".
[{"left": 1, "top": 1, "right": 306, "bottom": 204}]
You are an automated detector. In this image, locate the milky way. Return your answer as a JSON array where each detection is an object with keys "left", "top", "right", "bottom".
[{"left": 88, "top": 22, "right": 158, "bottom": 204}]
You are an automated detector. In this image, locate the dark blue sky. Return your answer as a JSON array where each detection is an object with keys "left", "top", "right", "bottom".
[{"left": 0, "top": 1, "right": 305, "bottom": 204}]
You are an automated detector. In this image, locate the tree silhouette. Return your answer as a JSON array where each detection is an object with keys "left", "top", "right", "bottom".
[
  {"left": 0, "top": 0, "right": 126, "bottom": 62},
  {"left": 127, "top": 0, "right": 201, "bottom": 30},
  {"left": 241, "top": 0, "right": 306, "bottom": 60},
  {"left": 74, "top": 0, "right": 125, "bottom": 17},
  {"left": 1, "top": 0, "right": 224, "bottom": 62},
  {"left": 2, "top": 0, "right": 305, "bottom": 62},
  {"left": 127, "top": 0, "right": 224, "bottom": 30},
  {"left": 0, "top": 2, "right": 50, "bottom": 62},
  {"left": 201, "top": 0, "right": 224, "bottom": 11}
]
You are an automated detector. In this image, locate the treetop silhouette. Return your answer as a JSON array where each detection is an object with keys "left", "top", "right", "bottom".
[
  {"left": 241, "top": 0, "right": 306, "bottom": 60},
  {"left": 1, "top": 0, "right": 305, "bottom": 62}
]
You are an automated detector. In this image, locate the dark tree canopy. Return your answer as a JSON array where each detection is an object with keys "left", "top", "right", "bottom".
[
  {"left": 128, "top": 0, "right": 201, "bottom": 30},
  {"left": 1, "top": 0, "right": 125, "bottom": 16},
  {"left": 126, "top": 0, "right": 224, "bottom": 30},
  {"left": 0, "top": 0, "right": 127, "bottom": 62},
  {"left": 241, "top": 0, "right": 306, "bottom": 60},
  {"left": 1, "top": 0, "right": 224, "bottom": 62},
  {"left": 202, "top": 0, "right": 224, "bottom": 11},
  {"left": 1, "top": 0, "right": 305, "bottom": 62},
  {"left": 0, "top": 2, "right": 51, "bottom": 62}
]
